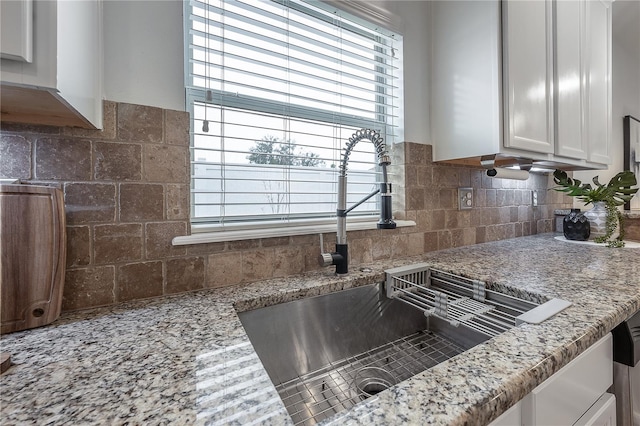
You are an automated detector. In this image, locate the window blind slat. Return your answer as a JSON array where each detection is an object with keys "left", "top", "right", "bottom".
[
  {"left": 190, "top": 8, "right": 397, "bottom": 67},
  {"left": 187, "top": 0, "right": 402, "bottom": 226},
  {"left": 188, "top": 30, "right": 398, "bottom": 89},
  {"left": 189, "top": 54, "right": 399, "bottom": 102},
  {"left": 190, "top": 0, "right": 396, "bottom": 57}
]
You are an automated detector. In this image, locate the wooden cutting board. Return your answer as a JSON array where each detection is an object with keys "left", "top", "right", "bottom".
[{"left": 0, "top": 184, "right": 66, "bottom": 334}]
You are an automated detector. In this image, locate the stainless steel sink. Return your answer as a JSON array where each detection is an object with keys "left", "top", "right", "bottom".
[
  {"left": 239, "top": 265, "right": 568, "bottom": 426},
  {"left": 239, "top": 283, "right": 487, "bottom": 425}
]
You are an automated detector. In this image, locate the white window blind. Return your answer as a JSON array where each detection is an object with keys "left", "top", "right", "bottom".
[{"left": 185, "top": 0, "right": 402, "bottom": 228}]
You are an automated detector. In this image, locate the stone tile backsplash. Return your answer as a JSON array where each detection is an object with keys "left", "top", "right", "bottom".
[{"left": 0, "top": 101, "right": 572, "bottom": 311}]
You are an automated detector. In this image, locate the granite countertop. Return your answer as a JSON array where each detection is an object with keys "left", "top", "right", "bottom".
[{"left": 2, "top": 233, "right": 640, "bottom": 425}]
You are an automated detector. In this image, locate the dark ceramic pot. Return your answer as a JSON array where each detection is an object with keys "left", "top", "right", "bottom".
[{"left": 563, "top": 208, "right": 590, "bottom": 241}]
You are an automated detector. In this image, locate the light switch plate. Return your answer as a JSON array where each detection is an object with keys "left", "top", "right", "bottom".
[
  {"left": 458, "top": 187, "right": 473, "bottom": 210},
  {"left": 532, "top": 190, "right": 538, "bottom": 206}
]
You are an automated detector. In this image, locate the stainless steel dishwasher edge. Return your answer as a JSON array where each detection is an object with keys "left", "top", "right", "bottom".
[{"left": 611, "top": 310, "right": 640, "bottom": 426}]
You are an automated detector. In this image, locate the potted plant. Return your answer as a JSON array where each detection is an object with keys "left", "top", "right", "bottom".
[{"left": 552, "top": 169, "right": 638, "bottom": 247}]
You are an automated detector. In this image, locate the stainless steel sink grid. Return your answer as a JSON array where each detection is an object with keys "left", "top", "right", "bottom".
[
  {"left": 386, "top": 264, "right": 540, "bottom": 338},
  {"left": 239, "top": 267, "right": 568, "bottom": 426},
  {"left": 275, "top": 330, "right": 466, "bottom": 425}
]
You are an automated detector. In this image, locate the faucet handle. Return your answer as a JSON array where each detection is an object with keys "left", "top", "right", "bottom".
[
  {"left": 318, "top": 233, "right": 333, "bottom": 267},
  {"left": 319, "top": 252, "right": 334, "bottom": 267}
]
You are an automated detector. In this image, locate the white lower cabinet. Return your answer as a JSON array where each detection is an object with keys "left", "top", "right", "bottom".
[
  {"left": 574, "top": 393, "right": 616, "bottom": 426},
  {"left": 490, "top": 334, "right": 613, "bottom": 426}
]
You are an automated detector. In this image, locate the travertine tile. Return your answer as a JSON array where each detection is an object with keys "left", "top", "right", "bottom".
[
  {"left": 302, "top": 242, "right": 323, "bottom": 272},
  {"left": 64, "top": 183, "right": 116, "bottom": 224},
  {"left": 437, "top": 230, "right": 453, "bottom": 250},
  {"left": 514, "top": 222, "right": 523, "bottom": 237},
  {"left": 119, "top": 183, "right": 164, "bottom": 221},
  {"left": 345, "top": 237, "right": 373, "bottom": 266},
  {"left": 457, "top": 168, "right": 471, "bottom": 187},
  {"left": 510, "top": 206, "right": 519, "bottom": 222},
  {"left": 429, "top": 210, "right": 446, "bottom": 231},
  {"left": 421, "top": 231, "right": 437, "bottom": 252},
  {"left": 166, "top": 184, "right": 190, "bottom": 220},
  {"left": 290, "top": 234, "right": 318, "bottom": 246},
  {"left": 371, "top": 237, "right": 391, "bottom": 261},
  {"left": 404, "top": 165, "right": 419, "bottom": 187},
  {"left": 0, "top": 130, "right": 574, "bottom": 311},
  {"left": 206, "top": 252, "right": 243, "bottom": 288},
  {"left": 66, "top": 226, "right": 91, "bottom": 267},
  {"left": 0, "top": 135, "right": 31, "bottom": 179},
  {"left": 165, "top": 257, "right": 205, "bottom": 293},
  {"left": 417, "top": 166, "right": 433, "bottom": 187},
  {"left": 145, "top": 221, "right": 187, "bottom": 259},
  {"left": 62, "top": 266, "right": 115, "bottom": 310},
  {"left": 423, "top": 189, "right": 440, "bottom": 210},
  {"left": 117, "top": 261, "right": 163, "bottom": 302},
  {"left": 143, "top": 145, "right": 188, "bottom": 183},
  {"left": 228, "top": 239, "right": 260, "bottom": 251},
  {"left": 391, "top": 232, "right": 424, "bottom": 258},
  {"left": 476, "top": 226, "right": 487, "bottom": 244},
  {"left": 486, "top": 189, "right": 497, "bottom": 207},
  {"left": 273, "top": 246, "right": 306, "bottom": 277},
  {"left": 117, "top": 103, "right": 163, "bottom": 143},
  {"left": 434, "top": 166, "right": 460, "bottom": 188},
  {"left": 94, "top": 223, "right": 143, "bottom": 264},
  {"left": 406, "top": 187, "right": 426, "bottom": 211},
  {"left": 262, "top": 236, "right": 290, "bottom": 248},
  {"left": 164, "top": 109, "right": 190, "bottom": 146},
  {"left": 438, "top": 188, "right": 456, "bottom": 209},
  {"left": 242, "top": 249, "right": 275, "bottom": 282},
  {"left": 94, "top": 142, "right": 141, "bottom": 181},
  {"left": 625, "top": 218, "right": 640, "bottom": 242},
  {"left": 404, "top": 142, "right": 431, "bottom": 164},
  {"left": 35, "top": 138, "right": 91, "bottom": 180}
]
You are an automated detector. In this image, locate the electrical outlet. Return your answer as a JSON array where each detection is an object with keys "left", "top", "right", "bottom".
[
  {"left": 458, "top": 187, "right": 473, "bottom": 210},
  {"left": 532, "top": 190, "right": 538, "bottom": 206}
]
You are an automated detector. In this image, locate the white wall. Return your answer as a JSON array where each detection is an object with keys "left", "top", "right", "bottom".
[
  {"left": 100, "top": 0, "right": 431, "bottom": 133},
  {"left": 103, "top": 0, "right": 185, "bottom": 112}
]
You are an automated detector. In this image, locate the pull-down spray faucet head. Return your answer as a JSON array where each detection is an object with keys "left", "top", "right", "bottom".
[
  {"left": 319, "top": 129, "right": 396, "bottom": 275},
  {"left": 339, "top": 129, "right": 396, "bottom": 233}
]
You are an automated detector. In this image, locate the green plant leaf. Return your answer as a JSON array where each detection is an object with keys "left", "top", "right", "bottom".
[{"left": 552, "top": 169, "right": 638, "bottom": 205}]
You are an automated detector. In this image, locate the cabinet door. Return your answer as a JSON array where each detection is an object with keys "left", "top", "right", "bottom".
[
  {"left": 521, "top": 334, "right": 613, "bottom": 426},
  {"left": 0, "top": 0, "right": 33, "bottom": 62},
  {"left": 555, "top": 0, "right": 588, "bottom": 160},
  {"left": 503, "top": 0, "right": 555, "bottom": 154},
  {"left": 585, "top": 0, "right": 612, "bottom": 165}
]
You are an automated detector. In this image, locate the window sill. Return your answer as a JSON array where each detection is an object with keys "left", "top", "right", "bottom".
[{"left": 172, "top": 219, "right": 416, "bottom": 245}]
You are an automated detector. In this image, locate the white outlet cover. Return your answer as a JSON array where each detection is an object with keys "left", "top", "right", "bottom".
[{"left": 458, "top": 187, "right": 473, "bottom": 210}]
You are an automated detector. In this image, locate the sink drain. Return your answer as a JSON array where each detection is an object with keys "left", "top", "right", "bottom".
[{"left": 353, "top": 366, "right": 396, "bottom": 398}]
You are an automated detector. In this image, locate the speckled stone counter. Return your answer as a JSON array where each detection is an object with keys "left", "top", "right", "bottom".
[{"left": 2, "top": 234, "right": 639, "bottom": 425}]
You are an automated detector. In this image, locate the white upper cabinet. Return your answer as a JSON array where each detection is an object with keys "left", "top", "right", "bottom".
[
  {"left": 0, "top": 0, "right": 33, "bottom": 63},
  {"left": 555, "top": 0, "right": 612, "bottom": 165},
  {"left": 555, "top": 0, "right": 587, "bottom": 160},
  {"left": 0, "top": 0, "right": 103, "bottom": 129},
  {"left": 585, "top": 0, "right": 612, "bottom": 165},
  {"left": 503, "top": 0, "right": 555, "bottom": 155},
  {"left": 431, "top": 0, "right": 612, "bottom": 170}
]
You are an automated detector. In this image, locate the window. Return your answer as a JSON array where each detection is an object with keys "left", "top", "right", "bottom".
[{"left": 185, "top": 0, "right": 403, "bottom": 232}]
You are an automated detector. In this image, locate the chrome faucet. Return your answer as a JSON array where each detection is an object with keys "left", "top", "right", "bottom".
[{"left": 319, "top": 129, "right": 396, "bottom": 275}]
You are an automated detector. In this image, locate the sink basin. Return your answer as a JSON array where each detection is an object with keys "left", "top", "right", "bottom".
[{"left": 238, "top": 265, "right": 566, "bottom": 425}]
